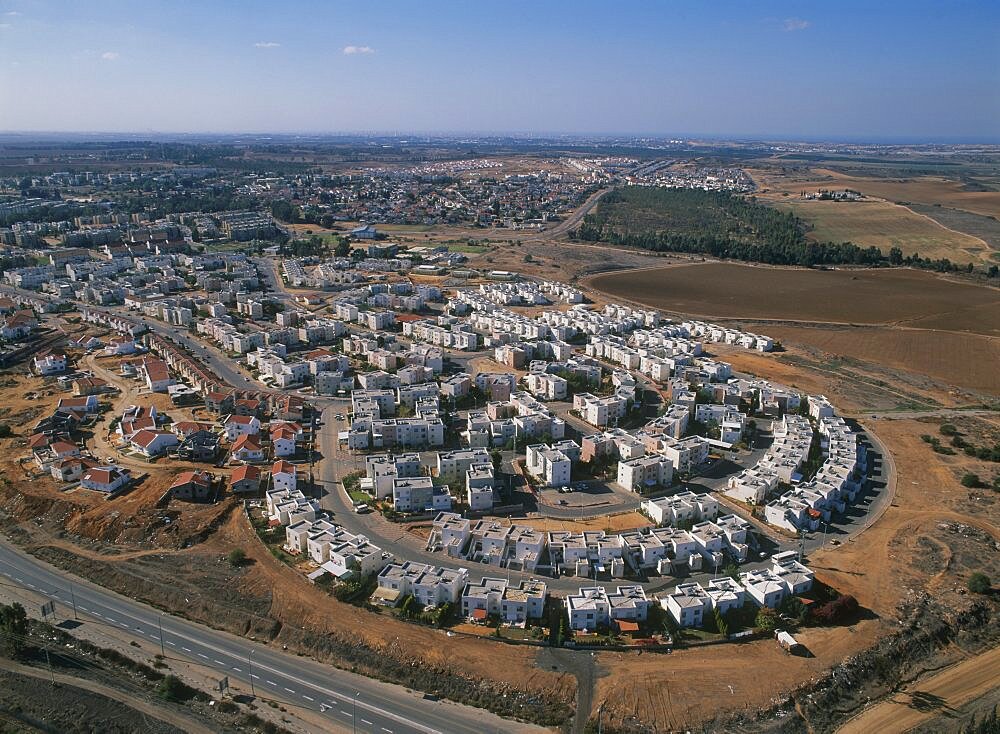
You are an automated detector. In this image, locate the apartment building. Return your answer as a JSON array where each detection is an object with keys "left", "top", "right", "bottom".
[
  {"left": 617, "top": 454, "right": 674, "bottom": 493},
  {"left": 565, "top": 586, "right": 651, "bottom": 631}
]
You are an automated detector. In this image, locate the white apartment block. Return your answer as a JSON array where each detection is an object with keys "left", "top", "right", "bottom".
[
  {"left": 375, "top": 562, "right": 469, "bottom": 607},
  {"left": 641, "top": 491, "right": 718, "bottom": 526},
  {"left": 565, "top": 586, "right": 651, "bottom": 631},
  {"left": 617, "top": 454, "right": 674, "bottom": 493},
  {"left": 525, "top": 443, "right": 573, "bottom": 487},
  {"left": 436, "top": 447, "right": 491, "bottom": 483}
]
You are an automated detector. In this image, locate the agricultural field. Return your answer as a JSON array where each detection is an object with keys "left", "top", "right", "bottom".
[
  {"left": 763, "top": 325, "right": 1000, "bottom": 395},
  {"left": 907, "top": 202, "right": 1000, "bottom": 253},
  {"left": 767, "top": 198, "right": 990, "bottom": 265},
  {"left": 752, "top": 164, "right": 1000, "bottom": 264},
  {"left": 586, "top": 263, "right": 1000, "bottom": 333}
]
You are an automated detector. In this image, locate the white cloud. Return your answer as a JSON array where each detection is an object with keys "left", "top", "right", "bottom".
[
  {"left": 342, "top": 45, "right": 375, "bottom": 55},
  {"left": 101, "top": 51, "right": 120, "bottom": 61},
  {"left": 255, "top": 41, "right": 280, "bottom": 48},
  {"left": 5, "top": 11, "right": 21, "bottom": 16},
  {"left": 782, "top": 18, "right": 811, "bottom": 32}
]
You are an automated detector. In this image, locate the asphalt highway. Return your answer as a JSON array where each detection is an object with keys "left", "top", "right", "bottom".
[{"left": 0, "top": 539, "right": 530, "bottom": 734}]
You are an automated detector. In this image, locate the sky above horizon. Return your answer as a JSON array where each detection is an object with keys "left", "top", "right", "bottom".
[{"left": 1, "top": 1, "right": 998, "bottom": 142}]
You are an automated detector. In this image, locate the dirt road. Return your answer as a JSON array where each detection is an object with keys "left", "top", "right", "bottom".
[
  {"left": 0, "top": 657, "right": 218, "bottom": 734},
  {"left": 837, "top": 644, "right": 1000, "bottom": 734}
]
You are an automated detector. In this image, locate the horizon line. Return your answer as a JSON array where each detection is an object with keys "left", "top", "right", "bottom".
[{"left": 1, "top": 130, "right": 998, "bottom": 147}]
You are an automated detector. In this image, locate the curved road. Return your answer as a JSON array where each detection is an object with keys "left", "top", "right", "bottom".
[{"left": 0, "top": 538, "right": 537, "bottom": 734}]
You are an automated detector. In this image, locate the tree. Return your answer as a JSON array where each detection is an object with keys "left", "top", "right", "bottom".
[
  {"left": 0, "top": 602, "right": 28, "bottom": 658},
  {"left": 812, "top": 594, "right": 859, "bottom": 624},
  {"left": 0, "top": 424, "right": 12, "bottom": 438},
  {"left": 713, "top": 607, "right": 729, "bottom": 637},
  {"left": 227, "top": 548, "right": 247, "bottom": 567},
  {"left": 961, "top": 473, "right": 983, "bottom": 488},
  {"left": 967, "top": 572, "right": 991, "bottom": 594},
  {"left": 270, "top": 199, "right": 298, "bottom": 223},
  {"left": 755, "top": 607, "right": 780, "bottom": 632},
  {"left": 334, "top": 237, "right": 351, "bottom": 257},
  {"left": 156, "top": 674, "right": 189, "bottom": 702}
]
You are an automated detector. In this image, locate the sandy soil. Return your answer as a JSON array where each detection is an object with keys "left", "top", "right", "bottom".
[
  {"left": 516, "top": 513, "right": 651, "bottom": 534},
  {"left": 764, "top": 325, "right": 1000, "bottom": 394},
  {"left": 593, "top": 619, "right": 885, "bottom": 731},
  {"left": 836, "top": 644, "right": 1000, "bottom": 734},
  {"left": 585, "top": 263, "right": 1000, "bottom": 333}
]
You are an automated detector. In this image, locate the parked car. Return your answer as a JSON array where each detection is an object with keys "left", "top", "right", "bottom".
[{"left": 354, "top": 503, "right": 371, "bottom": 514}]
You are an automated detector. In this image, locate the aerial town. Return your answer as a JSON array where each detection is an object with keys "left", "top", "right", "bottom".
[{"left": 0, "top": 4, "right": 998, "bottom": 734}]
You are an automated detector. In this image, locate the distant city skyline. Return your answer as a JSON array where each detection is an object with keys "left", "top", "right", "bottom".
[{"left": 1, "top": 0, "right": 998, "bottom": 142}]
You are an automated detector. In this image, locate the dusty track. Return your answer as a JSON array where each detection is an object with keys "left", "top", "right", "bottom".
[{"left": 836, "top": 644, "right": 1000, "bottom": 734}]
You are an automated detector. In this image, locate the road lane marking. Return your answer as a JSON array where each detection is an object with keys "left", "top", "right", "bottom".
[
  {"left": 0, "top": 549, "right": 444, "bottom": 734},
  {"left": 361, "top": 719, "right": 373, "bottom": 726},
  {"left": 284, "top": 687, "right": 295, "bottom": 693},
  {"left": 214, "top": 659, "right": 225, "bottom": 665},
  {"left": 231, "top": 667, "right": 242, "bottom": 672},
  {"left": 181, "top": 646, "right": 192, "bottom": 652},
  {"left": 265, "top": 679, "right": 277, "bottom": 686},
  {"left": 302, "top": 694, "right": 314, "bottom": 701}
]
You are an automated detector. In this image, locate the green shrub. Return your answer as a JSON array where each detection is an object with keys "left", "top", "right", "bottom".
[{"left": 967, "top": 572, "right": 991, "bottom": 594}]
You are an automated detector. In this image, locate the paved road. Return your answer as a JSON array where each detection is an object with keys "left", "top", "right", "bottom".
[
  {"left": 0, "top": 539, "right": 528, "bottom": 734},
  {"left": 523, "top": 187, "right": 612, "bottom": 241},
  {"left": 91, "top": 304, "right": 263, "bottom": 391}
]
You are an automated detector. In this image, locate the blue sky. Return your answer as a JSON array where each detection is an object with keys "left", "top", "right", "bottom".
[{"left": 1, "top": 0, "right": 998, "bottom": 141}]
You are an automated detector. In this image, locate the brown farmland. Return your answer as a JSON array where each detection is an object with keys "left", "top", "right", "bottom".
[
  {"left": 586, "top": 263, "right": 1000, "bottom": 334},
  {"left": 764, "top": 325, "right": 1000, "bottom": 394}
]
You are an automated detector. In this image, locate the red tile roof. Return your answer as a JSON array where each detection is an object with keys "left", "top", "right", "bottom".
[{"left": 271, "top": 460, "right": 296, "bottom": 476}]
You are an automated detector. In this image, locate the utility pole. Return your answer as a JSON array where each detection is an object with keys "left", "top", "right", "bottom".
[
  {"left": 598, "top": 702, "right": 604, "bottom": 734},
  {"left": 44, "top": 645, "right": 54, "bottom": 686},
  {"left": 68, "top": 583, "right": 77, "bottom": 621},
  {"left": 158, "top": 614, "right": 165, "bottom": 657},
  {"left": 353, "top": 692, "right": 360, "bottom": 734},
  {"left": 248, "top": 649, "right": 255, "bottom": 697}
]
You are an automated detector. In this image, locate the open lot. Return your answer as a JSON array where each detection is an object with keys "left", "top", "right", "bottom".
[{"left": 586, "top": 262, "right": 1000, "bottom": 332}]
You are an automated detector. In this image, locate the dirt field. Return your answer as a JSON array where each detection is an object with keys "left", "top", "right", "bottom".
[
  {"left": 763, "top": 325, "right": 1000, "bottom": 394},
  {"left": 592, "top": 620, "right": 885, "bottom": 732},
  {"left": 517, "top": 512, "right": 651, "bottom": 534},
  {"left": 586, "top": 263, "right": 1000, "bottom": 332},
  {"left": 836, "top": 644, "right": 1000, "bottom": 734}
]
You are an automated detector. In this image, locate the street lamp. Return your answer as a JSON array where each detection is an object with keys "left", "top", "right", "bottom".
[{"left": 353, "top": 691, "right": 361, "bottom": 734}]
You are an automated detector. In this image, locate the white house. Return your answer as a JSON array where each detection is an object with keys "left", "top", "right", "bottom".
[
  {"left": 565, "top": 585, "right": 651, "bottom": 631},
  {"left": 129, "top": 429, "right": 178, "bottom": 458},
  {"left": 271, "top": 460, "right": 298, "bottom": 492},
  {"left": 662, "top": 582, "right": 710, "bottom": 628},
  {"left": 80, "top": 465, "right": 131, "bottom": 493},
  {"left": 269, "top": 425, "right": 297, "bottom": 458},
  {"left": 34, "top": 353, "right": 67, "bottom": 375},
  {"left": 231, "top": 434, "right": 265, "bottom": 463},
  {"left": 223, "top": 414, "right": 261, "bottom": 441}
]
